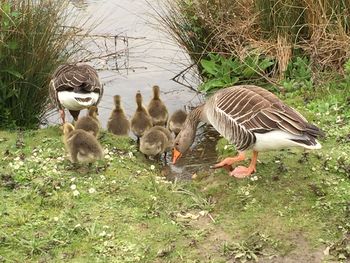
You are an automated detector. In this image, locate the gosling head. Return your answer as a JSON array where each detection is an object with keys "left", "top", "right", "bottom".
[
  {"left": 62, "top": 122, "right": 75, "bottom": 136},
  {"left": 88, "top": 106, "right": 98, "bottom": 119}
]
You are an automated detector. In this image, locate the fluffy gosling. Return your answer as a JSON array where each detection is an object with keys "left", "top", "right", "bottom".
[
  {"left": 147, "top": 85, "right": 168, "bottom": 126},
  {"left": 168, "top": 109, "right": 187, "bottom": 136},
  {"left": 140, "top": 126, "right": 173, "bottom": 160},
  {"left": 75, "top": 106, "right": 100, "bottom": 137},
  {"left": 107, "top": 95, "right": 130, "bottom": 136},
  {"left": 63, "top": 123, "right": 103, "bottom": 163},
  {"left": 131, "top": 91, "right": 152, "bottom": 144}
]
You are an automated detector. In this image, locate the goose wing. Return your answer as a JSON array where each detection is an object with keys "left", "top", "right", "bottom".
[
  {"left": 52, "top": 64, "right": 101, "bottom": 92},
  {"left": 214, "top": 85, "right": 321, "bottom": 137}
]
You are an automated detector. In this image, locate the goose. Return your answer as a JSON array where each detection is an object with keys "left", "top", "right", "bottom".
[
  {"left": 140, "top": 126, "right": 174, "bottom": 159},
  {"left": 107, "top": 95, "right": 130, "bottom": 136},
  {"left": 172, "top": 85, "right": 323, "bottom": 178},
  {"left": 147, "top": 85, "right": 169, "bottom": 126},
  {"left": 49, "top": 63, "right": 103, "bottom": 123},
  {"left": 75, "top": 106, "right": 100, "bottom": 137},
  {"left": 62, "top": 123, "right": 103, "bottom": 163},
  {"left": 168, "top": 109, "right": 188, "bottom": 136},
  {"left": 131, "top": 91, "right": 152, "bottom": 144}
]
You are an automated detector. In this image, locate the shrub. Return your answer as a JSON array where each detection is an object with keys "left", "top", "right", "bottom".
[{"left": 0, "top": 1, "right": 81, "bottom": 128}]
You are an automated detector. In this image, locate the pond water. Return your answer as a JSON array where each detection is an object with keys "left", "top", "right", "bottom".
[{"left": 49, "top": 0, "right": 222, "bottom": 179}]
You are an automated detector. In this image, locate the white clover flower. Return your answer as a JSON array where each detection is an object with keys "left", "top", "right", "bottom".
[
  {"left": 70, "top": 184, "right": 77, "bottom": 190},
  {"left": 111, "top": 180, "right": 116, "bottom": 184},
  {"left": 104, "top": 148, "right": 109, "bottom": 154},
  {"left": 73, "top": 190, "right": 80, "bottom": 196},
  {"left": 99, "top": 231, "right": 106, "bottom": 237},
  {"left": 70, "top": 177, "right": 76, "bottom": 182},
  {"left": 136, "top": 170, "right": 141, "bottom": 175},
  {"left": 88, "top": 188, "right": 96, "bottom": 194},
  {"left": 29, "top": 169, "right": 34, "bottom": 173},
  {"left": 150, "top": 165, "right": 155, "bottom": 170},
  {"left": 53, "top": 217, "right": 59, "bottom": 222},
  {"left": 100, "top": 175, "right": 106, "bottom": 180},
  {"left": 104, "top": 154, "right": 111, "bottom": 159}
]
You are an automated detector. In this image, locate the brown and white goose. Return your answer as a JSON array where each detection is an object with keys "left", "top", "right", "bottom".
[
  {"left": 49, "top": 63, "right": 103, "bottom": 123},
  {"left": 172, "top": 85, "right": 323, "bottom": 178}
]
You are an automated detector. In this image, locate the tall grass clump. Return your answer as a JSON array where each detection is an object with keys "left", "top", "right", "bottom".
[
  {"left": 0, "top": 1, "right": 82, "bottom": 128},
  {"left": 159, "top": 0, "right": 350, "bottom": 82}
]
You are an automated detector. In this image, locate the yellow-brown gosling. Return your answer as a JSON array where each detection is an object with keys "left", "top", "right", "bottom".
[
  {"left": 147, "top": 85, "right": 168, "bottom": 126},
  {"left": 131, "top": 91, "right": 152, "bottom": 144},
  {"left": 140, "top": 126, "right": 173, "bottom": 160},
  {"left": 107, "top": 95, "right": 130, "bottom": 136},
  {"left": 75, "top": 106, "right": 100, "bottom": 137},
  {"left": 62, "top": 123, "right": 103, "bottom": 163},
  {"left": 168, "top": 109, "right": 187, "bottom": 136}
]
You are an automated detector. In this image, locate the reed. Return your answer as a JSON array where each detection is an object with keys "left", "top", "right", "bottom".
[{"left": 0, "top": 1, "right": 83, "bottom": 128}]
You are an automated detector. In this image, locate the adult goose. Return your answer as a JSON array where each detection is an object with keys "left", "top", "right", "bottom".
[
  {"left": 172, "top": 85, "right": 323, "bottom": 178},
  {"left": 49, "top": 63, "right": 103, "bottom": 123}
]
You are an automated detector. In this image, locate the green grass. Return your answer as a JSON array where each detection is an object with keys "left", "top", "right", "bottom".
[{"left": 0, "top": 87, "right": 349, "bottom": 262}]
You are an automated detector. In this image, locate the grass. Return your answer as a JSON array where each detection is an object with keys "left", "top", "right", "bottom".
[{"left": 0, "top": 86, "right": 349, "bottom": 261}]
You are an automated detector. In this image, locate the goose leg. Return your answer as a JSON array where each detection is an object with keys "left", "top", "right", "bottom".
[
  {"left": 210, "top": 152, "right": 246, "bottom": 171},
  {"left": 59, "top": 109, "right": 66, "bottom": 124},
  {"left": 230, "top": 151, "right": 258, "bottom": 178}
]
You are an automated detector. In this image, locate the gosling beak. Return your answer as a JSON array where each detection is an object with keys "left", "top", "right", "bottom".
[{"left": 172, "top": 148, "right": 182, "bottom": 164}]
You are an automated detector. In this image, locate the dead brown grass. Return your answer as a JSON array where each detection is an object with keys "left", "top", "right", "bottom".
[{"left": 159, "top": 0, "right": 350, "bottom": 77}]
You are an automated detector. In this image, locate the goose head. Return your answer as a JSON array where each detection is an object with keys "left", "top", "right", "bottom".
[{"left": 172, "top": 121, "right": 196, "bottom": 164}]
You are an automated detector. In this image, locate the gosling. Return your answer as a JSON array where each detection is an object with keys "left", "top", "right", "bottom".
[
  {"left": 140, "top": 126, "right": 173, "bottom": 160},
  {"left": 131, "top": 91, "right": 152, "bottom": 144},
  {"left": 75, "top": 106, "right": 100, "bottom": 137},
  {"left": 62, "top": 123, "right": 103, "bottom": 163},
  {"left": 107, "top": 95, "right": 130, "bottom": 136},
  {"left": 147, "top": 85, "right": 168, "bottom": 126},
  {"left": 168, "top": 109, "right": 187, "bottom": 136}
]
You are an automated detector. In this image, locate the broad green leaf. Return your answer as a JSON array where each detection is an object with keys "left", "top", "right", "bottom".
[{"left": 201, "top": 59, "right": 217, "bottom": 75}]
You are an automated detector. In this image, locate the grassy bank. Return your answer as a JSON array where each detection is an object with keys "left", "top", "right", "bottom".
[{"left": 0, "top": 85, "right": 349, "bottom": 262}]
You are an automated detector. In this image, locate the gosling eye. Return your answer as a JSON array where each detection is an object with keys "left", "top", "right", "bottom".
[{"left": 175, "top": 142, "right": 179, "bottom": 146}]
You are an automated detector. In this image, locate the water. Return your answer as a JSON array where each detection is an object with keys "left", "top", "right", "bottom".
[{"left": 49, "top": 0, "right": 221, "bottom": 179}]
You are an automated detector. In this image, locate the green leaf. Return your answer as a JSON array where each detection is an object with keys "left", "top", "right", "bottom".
[{"left": 201, "top": 59, "right": 217, "bottom": 75}]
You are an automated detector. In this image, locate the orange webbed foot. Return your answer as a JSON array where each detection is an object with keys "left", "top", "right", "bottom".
[
  {"left": 210, "top": 152, "right": 246, "bottom": 171},
  {"left": 230, "top": 166, "right": 256, "bottom": 178}
]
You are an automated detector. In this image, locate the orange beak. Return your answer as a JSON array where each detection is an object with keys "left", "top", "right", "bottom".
[{"left": 172, "top": 148, "right": 182, "bottom": 164}]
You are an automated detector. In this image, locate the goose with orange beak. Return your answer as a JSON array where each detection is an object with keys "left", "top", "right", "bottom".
[{"left": 172, "top": 85, "right": 323, "bottom": 178}]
